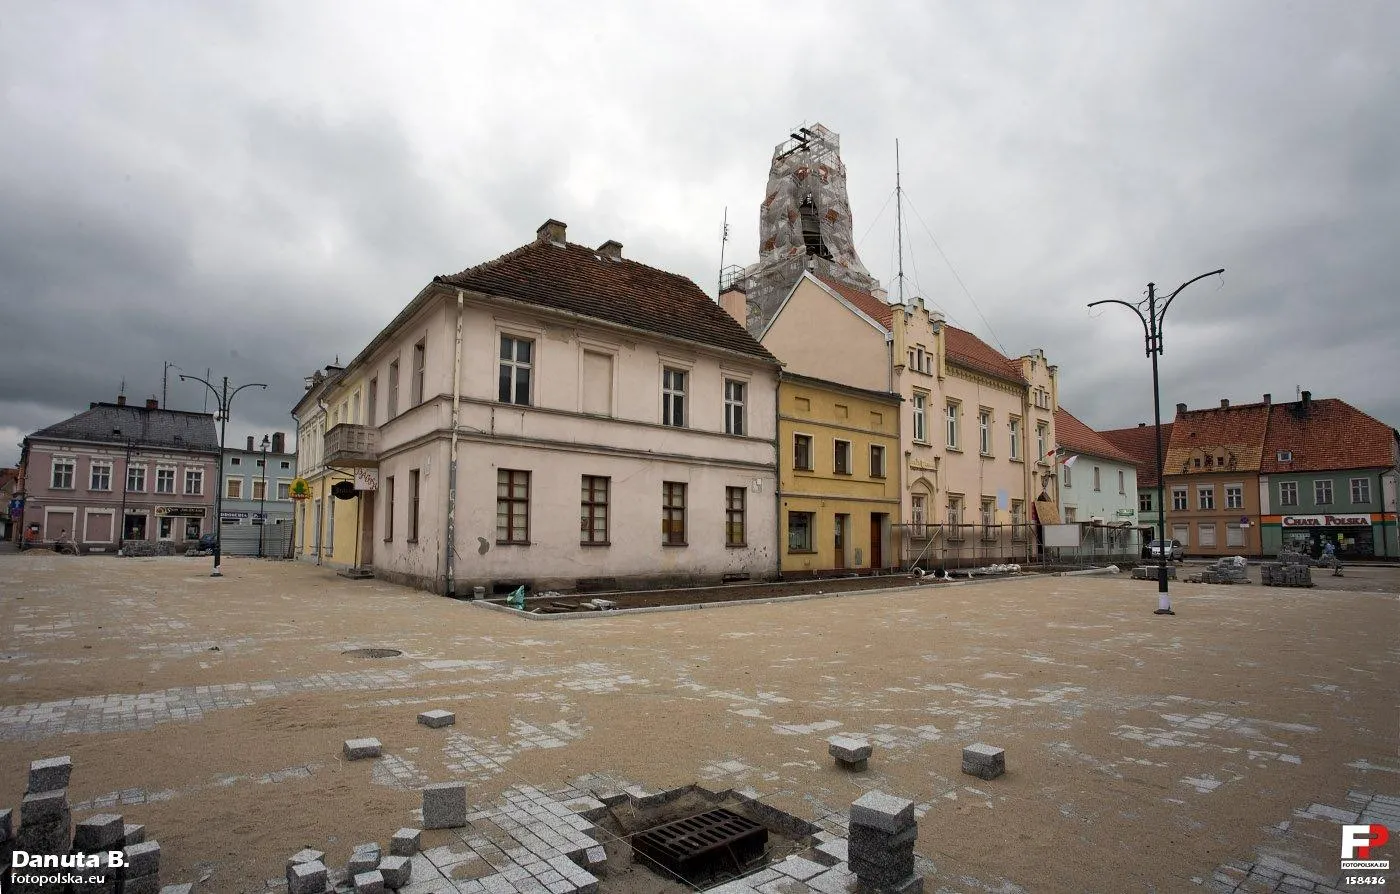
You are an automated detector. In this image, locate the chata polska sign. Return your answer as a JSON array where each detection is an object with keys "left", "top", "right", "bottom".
[{"left": 1281, "top": 514, "right": 1372, "bottom": 528}]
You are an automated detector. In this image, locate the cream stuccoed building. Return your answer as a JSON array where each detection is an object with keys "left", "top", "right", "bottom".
[{"left": 295, "top": 220, "right": 781, "bottom": 595}]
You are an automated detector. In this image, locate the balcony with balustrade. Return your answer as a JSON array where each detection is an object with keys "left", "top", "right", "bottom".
[{"left": 324, "top": 424, "right": 378, "bottom": 467}]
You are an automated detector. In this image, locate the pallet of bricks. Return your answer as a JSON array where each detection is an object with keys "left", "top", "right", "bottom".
[
  {"left": 1197, "top": 556, "right": 1251, "bottom": 585},
  {"left": 1261, "top": 549, "right": 1314, "bottom": 587}
]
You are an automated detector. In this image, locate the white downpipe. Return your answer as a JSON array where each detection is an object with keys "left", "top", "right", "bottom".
[{"left": 446, "top": 290, "right": 464, "bottom": 597}]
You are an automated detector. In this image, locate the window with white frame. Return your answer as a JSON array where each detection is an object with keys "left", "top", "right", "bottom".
[
  {"left": 388, "top": 360, "right": 400, "bottom": 418},
  {"left": 1172, "top": 523, "right": 1189, "bottom": 545},
  {"left": 1198, "top": 523, "right": 1217, "bottom": 547},
  {"left": 911, "top": 493, "right": 927, "bottom": 538},
  {"left": 979, "top": 409, "right": 992, "bottom": 455},
  {"left": 411, "top": 339, "right": 426, "bottom": 406},
  {"left": 1009, "top": 417, "right": 1021, "bottom": 460},
  {"left": 945, "top": 401, "right": 960, "bottom": 449},
  {"left": 788, "top": 511, "right": 814, "bottom": 552},
  {"left": 1314, "top": 479, "right": 1333, "bottom": 505},
  {"left": 833, "top": 439, "right": 851, "bottom": 474},
  {"left": 1063, "top": 464, "right": 1073, "bottom": 488},
  {"left": 869, "top": 444, "right": 886, "bottom": 478},
  {"left": 1351, "top": 477, "right": 1371, "bottom": 504},
  {"left": 912, "top": 394, "right": 927, "bottom": 442},
  {"left": 947, "top": 494, "right": 965, "bottom": 538},
  {"left": 277, "top": 480, "right": 291, "bottom": 500},
  {"left": 1036, "top": 423, "right": 1047, "bottom": 461},
  {"left": 1063, "top": 506, "right": 1076, "bottom": 523},
  {"left": 1225, "top": 484, "right": 1243, "bottom": 509},
  {"left": 980, "top": 497, "right": 996, "bottom": 539},
  {"left": 1011, "top": 499, "right": 1026, "bottom": 539},
  {"left": 127, "top": 465, "right": 146, "bottom": 492},
  {"left": 793, "top": 434, "right": 813, "bottom": 471},
  {"left": 184, "top": 469, "right": 203, "bottom": 495},
  {"left": 662, "top": 367, "right": 687, "bottom": 427},
  {"left": 724, "top": 379, "right": 746, "bottom": 435},
  {"left": 226, "top": 478, "right": 243, "bottom": 499},
  {"left": 156, "top": 468, "right": 176, "bottom": 494},
  {"left": 1279, "top": 481, "right": 1298, "bottom": 506},
  {"left": 725, "top": 486, "right": 745, "bottom": 547},
  {"left": 1172, "top": 486, "right": 1188, "bottom": 511},
  {"left": 1197, "top": 485, "right": 1214, "bottom": 510},
  {"left": 662, "top": 481, "right": 687, "bottom": 545},
  {"left": 231, "top": 457, "right": 241, "bottom": 466},
  {"left": 251, "top": 479, "right": 267, "bottom": 501},
  {"left": 1118, "top": 470, "right": 1125, "bottom": 494},
  {"left": 51, "top": 457, "right": 74, "bottom": 489},
  {"left": 497, "top": 470, "right": 530, "bottom": 544},
  {"left": 90, "top": 462, "right": 111, "bottom": 491},
  {"left": 1093, "top": 466, "right": 1101, "bottom": 491},
  {"left": 1139, "top": 491, "right": 1153, "bottom": 512},
  {"left": 581, "top": 475, "right": 609, "bottom": 545},
  {"left": 498, "top": 335, "right": 533, "bottom": 405},
  {"left": 1226, "top": 524, "right": 1245, "bottom": 547}
]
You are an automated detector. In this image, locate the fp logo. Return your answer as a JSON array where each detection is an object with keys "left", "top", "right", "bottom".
[{"left": 1341, "top": 823, "right": 1390, "bottom": 869}]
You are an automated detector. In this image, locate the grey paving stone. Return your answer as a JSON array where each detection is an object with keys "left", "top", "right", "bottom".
[
  {"left": 287, "top": 848, "right": 326, "bottom": 871},
  {"left": 74, "top": 813, "right": 125, "bottom": 851},
  {"left": 124, "top": 839, "right": 162, "bottom": 878},
  {"left": 344, "top": 738, "right": 384, "bottom": 761},
  {"left": 814, "top": 838, "right": 849, "bottom": 866},
  {"left": 0, "top": 807, "right": 12, "bottom": 841},
  {"left": 391, "top": 828, "right": 422, "bottom": 856},
  {"left": 354, "top": 869, "right": 387, "bottom": 893},
  {"left": 124, "top": 823, "right": 146, "bottom": 845},
  {"left": 122, "top": 874, "right": 161, "bottom": 894},
  {"left": 828, "top": 735, "right": 874, "bottom": 765},
  {"left": 287, "top": 859, "right": 328, "bottom": 894},
  {"left": 849, "top": 791, "right": 915, "bottom": 834},
  {"left": 27, "top": 755, "right": 73, "bottom": 793},
  {"left": 777, "top": 855, "right": 827, "bottom": 881},
  {"left": 961, "top": 743, "right": 1005, "bottom": 780},
  {"left": 418, "top": 710, "right": 457, "bottom": 729},
  {"left": 20, "top": 788, "right": 69, "bottom": 825},
  {"left": 159, "top": 886, "right": 195, "bottom": 894},
  {"left": 378, "top": 854, "right": 412, "bottom": 889},
  {"left": 423, "top": 782, "right": 468, "bottom": 829}
]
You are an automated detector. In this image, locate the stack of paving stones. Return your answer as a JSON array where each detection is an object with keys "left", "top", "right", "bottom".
[
  {"left": 827, "top": 735, "right": 873, "bottom": 772},
  {"left": 1262, "top": 560, "right": 1314, "bottom": 587},
  {"left": 1131, "top": 564, "right": 1177, "bottom": 581},
  {"left": 960, "top": 743, "right": 1006, "bottom": 780},
  {"left": 847, "top": 791, "right": 922, "bottom": 894},
  {"left": 1200, "top": 557, "right": 1251, "bottom": 585}
]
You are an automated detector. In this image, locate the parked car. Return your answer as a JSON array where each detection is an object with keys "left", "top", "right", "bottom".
[{"left": 1147, "top": 539, "right": 1184, "bottom": 561}]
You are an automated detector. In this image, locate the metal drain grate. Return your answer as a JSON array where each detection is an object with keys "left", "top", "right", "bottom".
[
  {"left": 341, "top": 647, "right": 402, "bottom": 658},
  {"left": 632, "top": 808, "right": 768, "bottom": 884}
]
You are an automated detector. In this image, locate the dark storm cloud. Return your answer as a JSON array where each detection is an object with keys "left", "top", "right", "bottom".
[{"left": 3, "top": 1, "right": 1398, "bottom": 467}]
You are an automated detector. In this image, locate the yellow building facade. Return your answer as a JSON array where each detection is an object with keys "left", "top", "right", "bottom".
[
  {"left": 778, "top": 373, "right": 902, "bottom": 575},
  {"left": 291, "top": 365, "right": 365, "bottom": 567}
]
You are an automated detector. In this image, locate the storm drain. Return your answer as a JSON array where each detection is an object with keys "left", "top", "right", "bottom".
[
  {"left": 341, "top": 647, "right": 402, "bottom": 658},
  {"left": 631, "top": 808, "right": 768, "bottom": 884}
]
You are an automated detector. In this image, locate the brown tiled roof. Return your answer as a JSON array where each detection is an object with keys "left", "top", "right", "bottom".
[
  {"left": 1102, "top": 423, "right": 1174, "bottom": 488},
  {"left": 1260, "top": 398, "right": 1399, "bottom": 473},
  {"left": 0, "top": 468, "right": 17, "bottom": 490},
  {"left": 944, "top": 326, "right": 1027, "bottom": 384},
  {"left": 437, "top": 238, "right": 777, "bottom": 363},
  {"left": 1164, "top": 402, "right": 1271, "bottom": 475},
  {"left": 812, "top": 274, "right": 894, "bottom": 328},
  {"left": 1054, "top": 408, "right": 1140, "bottom": 464}
]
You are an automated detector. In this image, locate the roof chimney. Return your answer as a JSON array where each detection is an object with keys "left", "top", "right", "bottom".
[
  {"left": 246, "top": 435, "right": 255, "bottom": 452},
  {"left": 1220, "top": 398, "right": 1230, "bottom": 408},
  {"left": 1263, "top": 393, "right": 1271, "bottom": 404},
  {"left": 719, "top": 286, "right": 748, "bottom": 328},
  {"left": 1137, "top": 422, "right": 1146, "bottom": 428},
  {"left": 596, "top": 240, "right": 622, "bottom": 261},
  {"left": 1176, "top": 402, "right": 1187, "bottom": 415},
  {"left": 116, "top": 394, "right": 127, "bottom": 407},
  {"left": 1301, "top": 390, "right": 1311, "bottom": 408},
  {"left": 536, "top": 219, "right": 567, "bottom": 245},
  {"left": 272, "top": 432, "right": 286, "bottom": 454},
  {"left": 145, "top": 398, "right": 158, "bottom": 410}
]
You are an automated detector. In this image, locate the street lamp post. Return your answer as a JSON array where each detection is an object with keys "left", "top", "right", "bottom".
[
  {"left": 179, "top": 374, "right": 267, "bottom": 577},
  {"left": 258, "top": 434, "right": 269, "bottom": 558},
  {"left": 116, "top": 439, "right": 138, "bottom": 555},
  {"left": 1088, "top": 268, "right": 1224, "bottom": 614}
]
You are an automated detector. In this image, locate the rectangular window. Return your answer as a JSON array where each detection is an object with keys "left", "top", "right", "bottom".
[
  {"left": 1225, "top": 485, "right": 1243, "bottom": 509},
  {"left": 495, "top": 469, "right": 529, "bottom": 544},
  {"left": 724, "top": 379, "right": 746, "bottom": 435},
  {"left": 1172, "top": 486, "right": 1188, "bottom": 511},
  {"left": 90, "top": 462, "right": 111, "bottom": 491},
  {"left": 834, "top": 439, "right": 851, "bottom": 475},
  {"left": 945, "top": 401, "right": 960, "bottom": 449},
  {"left": 1279, "top": 481, "right": 1298, "bottom": 506},
  {"left": 127, "top": 465, "right": 146, "bottom": 493},
  {"left": 387, "top": 360, "right": 400, "bottom": 419},
  {"left": 662, "top": 368, "right": 687, "bottom": 427},
  {"left": 226, "top": 478, "right": 243, "bottom": 499},
  {"left": 1314, "top": 479, "right": 1333, "bottom": 505},
  {"left": 411, "top": 339, "right": 426, "bottom": 406},
  {"left": 280, "top": 460, "right": 290, "bottom": 470},
  {"left": 1036, "top": 423, "right": 1047, "bottom": 461},
  {"left": 156, "top": 468, "right": 176, "bottom": 494},
  {"left": 409, "top": 469, "right": 421, "bottom": 541},
  {"left": 1011, "top": 499, "right": 1026, "bottom": 540},
  {"left": 980, "top": 498, "right": 996, "bottom": 539},
  {"left": 947, "top": 495, "right": 965, "bottom": 538},
  {"left": 1092, "top": 466, "right": 1101, "bottom": 492},
  {"left": 726, "top": 486, "right": 746, "bottom": 547},
  {"left": 1226, "top": 524, "right": 1245, "bottom": 548},
  {"left": 51, "top": 458, "right": 74, "bottom": 489},
  {"left": 979, "top": 410, "right": 992, "bottom": 455},
  {"left": 911, "top": 494, "right": 927, "bottom": 538},
  {"left": 231, "top": 457, "right": 241, "bottom": 466},
  {"left": 1063, "top": 465, "right": 1072, "bottom": 488},
  {"left": 581, "top": 475, "right": 609, "bottom": 545},
  {"left": 788, "top": 511, "right": 814, "bottom": 552},
  {"left": 870, "top": 445, "right": 886, "bottom": 478},
  {"left": 185, "top": 469, "right": 203, "bottom": 495},
  {"left": 251, "top": 479, "right": 267, "bottom": 501},
  {"left": 1009, "top": 417, "right": 1021, "bottom": 460},
  {"left": 351, "top": 389, "right": 361, "bottom": 424},
  {"left": 662, "top": 481, "right": 687, "bottom": 545},
  {"left": 582, "top": 350, "right": 612, "bottom": 416},
  {"left": 277, "top": 481, "right": 290, "bottom": 500},
  {"left": 1118, "top": 470, "right": 1125, "bottom": 494},
  {"left": 367, "top": 378, "right": 378, "bottom": 426},
  {"left": 1064, "top": 506, "right": 1077, "bottom": 523},
  {"left": 1198, "top": 523, "right": 1217, "bottom": 547},
  {"left": 912, "top": 394, "right": 927, "bottom": 442},
  {"left": 1197, "top": 485, "right": 1214, "bottom": 510},
  {"left": 1172, "top": 523, "right": 1189, "bottom": 546},
  {"left": 1139, "top": 492, "right": 1153, "bottom": 512},
  {"left": 1351, "top": 477, "right": 1371, "bottom": 504},
  {"left": 158, "top": 516, "right": 175, "bottom": 540},
  {"left": 499, "top": 335, "right": 533, "bottom": 405},
  {"left": 384, "top": 476, "right": 395, "bottom": 541},
  {"left": 793, "top": 434, "right": 813, "bottom": 471}
]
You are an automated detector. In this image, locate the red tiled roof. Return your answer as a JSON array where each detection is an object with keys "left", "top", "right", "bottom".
[
  {"left": 812, "top": 274, "right": 894, "bottom": 328},
  {"left": 1165, "top": 402, "right": 1272, "bottom": 474},
  {"left": 1054, "top": 408, "right": 1140, "bottom": 464},
  {"left": 944, "top": 326, "right": 1026, "bottom": 385},
  {"left": 1260, "top": 398, "right": 1399, "bottom": 473},
  {"left": 437, "top": 239, "right": 777, "bottom": 363},
  {"left": 1101, "top": 423, "right": 1174, "bottom": 488}
]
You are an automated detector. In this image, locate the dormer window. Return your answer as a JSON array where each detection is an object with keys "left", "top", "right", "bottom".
[{"left": 1277, "top": 450, "right": 1293, "bottom": 462}]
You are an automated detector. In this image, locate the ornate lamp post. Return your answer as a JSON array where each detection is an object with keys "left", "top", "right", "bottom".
[
  {"left": 1088, "top": 268, "right": 1224, "bottom": 615},
  {"left": 258, "top": 434, "right": 270, "bottom": 558},
  {"left": 179, "top": 374, "right": 267, "bottom": 577}
]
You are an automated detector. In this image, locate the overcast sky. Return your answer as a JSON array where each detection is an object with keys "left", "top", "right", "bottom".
[{"left": 3, "top": 1, "right": 1398, "bottom": 468}]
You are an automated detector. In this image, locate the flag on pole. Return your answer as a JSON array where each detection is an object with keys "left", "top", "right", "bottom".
[{"left": 1063, "top": 454, "right": 1080, "bottom": 468}]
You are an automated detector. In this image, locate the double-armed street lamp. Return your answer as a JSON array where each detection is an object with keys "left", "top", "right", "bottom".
[
  {"left": 179, "top": 373, "right": 267, "bottom": 577},
  {"left": 1088, "top": 268, "right": 1225, "bottom": 614}
]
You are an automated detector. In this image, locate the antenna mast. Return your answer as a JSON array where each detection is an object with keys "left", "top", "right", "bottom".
[
  {"left": 895, "top": 139, "right": 906, "bottom": 306},
  {"left": 717, "top": 206, "right": 729, "bottom": 299}
]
